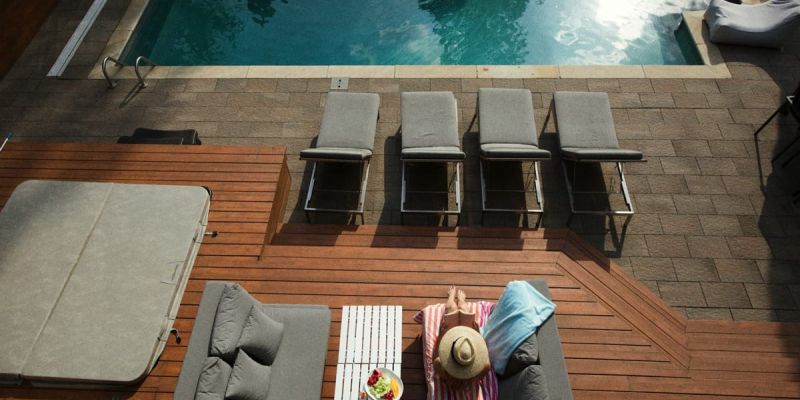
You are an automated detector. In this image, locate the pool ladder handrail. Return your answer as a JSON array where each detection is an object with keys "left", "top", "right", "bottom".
[{"left": 102, "top": 55, "right": 158, "bottom": 89}]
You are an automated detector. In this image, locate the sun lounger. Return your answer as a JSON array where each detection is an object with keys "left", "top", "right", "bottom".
[
  {"left": 300, "top": 92, "right": 380, "bottom": 222},
  {"left": 400, "top": 91, "right": 465, "bottom": 222},
  {"left": 479, "top": 88, "right": 551, "bottom": 219},
  {"left": 704, "top": 0, "right": 800, "bottom": 48},
  {"left": 553, "top": 92, "right": 643, "bottom": 216}
]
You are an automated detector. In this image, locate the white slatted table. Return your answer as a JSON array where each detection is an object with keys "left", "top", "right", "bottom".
[{"left": 334, "top": 305, "right": 403, "bottom": 400}]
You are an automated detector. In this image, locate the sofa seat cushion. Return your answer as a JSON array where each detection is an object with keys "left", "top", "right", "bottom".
[
  {"left": 225, "top": 351, "right": 271, "bottom": 400},
  {"left": 498, "top": 364, "right": 550, "bottom": 400},
  {"left": 195, "top": 357, "right": 232, "bottom": 400},
  {"left": 210, "top": 284, "right": 258, "bottom": 363},
  {"left": 237, "top": 306, "right": 285, "bottom": 366}
]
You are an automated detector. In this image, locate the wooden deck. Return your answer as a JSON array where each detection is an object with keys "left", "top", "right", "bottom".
[{"left": 0, "top": 143, "right": 799, "bottom": 400}]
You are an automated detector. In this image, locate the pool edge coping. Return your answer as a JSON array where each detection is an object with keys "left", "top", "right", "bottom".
[{"left": 90, "top": 7, "right": 731, "bottom": 80}]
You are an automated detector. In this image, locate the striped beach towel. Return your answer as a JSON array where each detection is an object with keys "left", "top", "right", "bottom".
[{"left": 413, "top": 301, "right": 498, "bottom": 400}]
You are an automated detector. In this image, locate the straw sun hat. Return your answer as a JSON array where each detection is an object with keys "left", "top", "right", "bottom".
[{"left": 437, "top": 326, "right": 489, "bottom": 380}]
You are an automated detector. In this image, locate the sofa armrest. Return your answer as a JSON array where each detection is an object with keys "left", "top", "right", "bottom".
[
  {"left": 529, "top": 281, "right": 573, "bottom": 400},
  {"left": 173, "top": 281, "right": 228, "bottom": 400}
]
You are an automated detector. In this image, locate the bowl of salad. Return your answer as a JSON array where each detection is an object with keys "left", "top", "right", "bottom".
[{"left": 362, "top": 368, "right": 403, "bottom": 400}]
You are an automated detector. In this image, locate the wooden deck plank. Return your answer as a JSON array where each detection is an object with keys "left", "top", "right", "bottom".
[{"left": 1, "top": 143, "right": 799, "bottom": 400}]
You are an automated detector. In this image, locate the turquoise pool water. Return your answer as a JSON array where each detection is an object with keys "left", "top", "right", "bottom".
[{"left": 122, "top": 0, "right": 704, "bottom": 66}]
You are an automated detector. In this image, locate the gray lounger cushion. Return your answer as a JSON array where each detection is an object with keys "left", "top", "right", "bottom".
[
  {"left": 300, "top": 92, "right": 380, "bottom": 161},
  {"left": 401, "top": 91, "right": 465, "bottom": 160},
  {"left": 174, "top": 282, "right": 331, "bottom": 400},
  {"left": 195, "top": 357, "right": 232, "bottom": 400},
  {"left": 705, "top": 0, "right": 800, "bottom": 48},
  {"left": 479, "top": 88, "right": 551, "bottom": 160},
  {"left": 553, "top": 92, "right": 643, "bottom": 162},
  {"left": 0, "top": 180, "right": 209, "bottom": 385}
]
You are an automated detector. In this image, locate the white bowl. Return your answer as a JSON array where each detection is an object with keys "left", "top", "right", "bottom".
[{"left": 363, "top": 367, "right": 403, "bottom": 400}]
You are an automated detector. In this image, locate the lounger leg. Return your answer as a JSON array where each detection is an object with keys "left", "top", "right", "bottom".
[
  {"left": 533, "top": 160, "right": 544, "bottom": 211},
  {"left": 754, "top": 104, "right": 784, "bottom": 139},
  {"left": 455, "top": 161, "right": 462, "bottom": 225},
  {"left": 357, "top": 159, "right": 370, "bottom": 217},
  {"left": 400, "top": 160, "right": 407, "bottom": 224},
  {"left": 617, "top": 162, "right": 635, "bottom": 215},
  {"left": 304, "top": 161, "right": 319, "bottom": 222},
  {"left": 563, "top": 160, "right": 635, "bottom": 216},
  {"left": 479, "top": 160, "right": 487, "bottom": 224},
  {"left": 562, "top": 161, "right": 577, "bottom": 215},
  {"left": 479, "top": 160, "right": 488, "bottom": 211}
]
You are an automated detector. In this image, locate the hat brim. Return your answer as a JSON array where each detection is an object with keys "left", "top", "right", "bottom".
[{"left": 437, "top": 326, "right": 489, "bottom": 381}]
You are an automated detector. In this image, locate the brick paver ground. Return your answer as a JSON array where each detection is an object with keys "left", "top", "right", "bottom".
[{"left": 2, "top": 0, "right": 799, "bottom": 321}]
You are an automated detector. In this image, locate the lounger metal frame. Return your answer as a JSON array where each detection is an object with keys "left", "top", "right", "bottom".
[
  {"left": 303, "top": 158, "right": 370, "bottom": 223},
  {"left": 754, "top": 87, "right": 798, "bottom": 140},
  {"left": 480, "top": 157, "right": 545, "bottom": 218},
  {"left": 400, "top": 158, "right": 462, "bottom": 224},
  {"left": 561, "top": 159, "right": 639, "bottom": 216}
]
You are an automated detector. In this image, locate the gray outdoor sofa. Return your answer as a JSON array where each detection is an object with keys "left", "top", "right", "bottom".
[
  {"left": 478, "top": 88, "right": 551, "bottom": 218},
  {"left": 498, "top": 280, "right": 573, "bottom": 400},
  {"left": 300, "top": 92, "right": 380, "bottom": 222},
  {"left": 174, "top": 281, "right": 331, "bottom": 400},
  {"left": 400, "top": 91, "right": 466, "bottom": 221},
  {"left": 553, "top": 91, "right": 644, "bottom": 216}
]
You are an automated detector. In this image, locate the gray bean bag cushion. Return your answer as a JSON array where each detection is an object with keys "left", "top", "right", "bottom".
[{"left": 705, "top": 0, "right": 800, "bottom": 48}]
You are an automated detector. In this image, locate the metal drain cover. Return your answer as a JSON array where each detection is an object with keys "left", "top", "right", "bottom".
[{"left": 330, "top": 77, "right": 349, "bottom": 90}]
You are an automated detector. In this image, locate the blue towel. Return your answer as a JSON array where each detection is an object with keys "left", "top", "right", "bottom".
[{"left": 481, "top": 281, "right": 556, "bottom": 375}]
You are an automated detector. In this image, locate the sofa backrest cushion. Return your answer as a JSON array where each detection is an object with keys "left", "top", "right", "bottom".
[
  {"left": 502, "top": 332, "right": 539, "bottom": 377},
  {"left": 498, "top": 364, "right": 550, "bottom": 400},
  {"left": 225, "top": 350, "right": 271, "bottom": 400},
  {"left": 195, "top": 357, "right": 232, "bottom": 400},
  {"left": 210, "top": 284, "right": 258, "bottom": 363},
  {"left": 237, "top": 305, "right": 285, "bottom": 365}
]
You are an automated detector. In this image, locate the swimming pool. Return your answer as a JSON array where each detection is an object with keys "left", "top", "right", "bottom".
[{"left": 121, "top": 0, "right": 704, "bottom": 66}]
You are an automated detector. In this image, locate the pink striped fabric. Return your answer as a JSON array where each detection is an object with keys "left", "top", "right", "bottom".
[{"left": 413, "top": 302, "right": 498, "bottom": 400}]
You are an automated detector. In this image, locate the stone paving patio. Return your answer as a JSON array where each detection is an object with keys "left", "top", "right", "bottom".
[{"left": 1, "top": 0, "right": 800, "bottom": 321}]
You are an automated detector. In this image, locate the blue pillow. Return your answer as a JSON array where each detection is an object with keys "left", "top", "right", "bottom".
[{"left": 482, "top": 281, "right": 555, "bottom": 375}]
